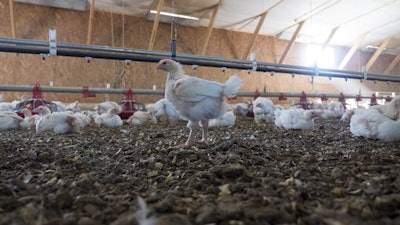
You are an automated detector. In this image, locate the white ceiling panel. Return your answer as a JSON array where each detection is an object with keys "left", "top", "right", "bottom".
[{"left": 26, "top": 0, "right": 400, "bottom": 54}]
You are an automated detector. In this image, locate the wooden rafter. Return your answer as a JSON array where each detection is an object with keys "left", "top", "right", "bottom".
[
  {"left": 148, "top": 0, "right": 163, "bottom": 50},
  {"left": 9, "top": 0, "right": 16, "bottom": 38},
  {"left": 87, "top": 0, "right": 95, "bottom": 45},
  {"left": 365, "top": 37, "right": 392, "bottom": 71},
  {"left": 200, "top": 0, "right": 222, "bottom": 55},
  {"left": 240, "top": 11, "right": 268, "bottom": 60},
  {"left": 384, "top": 53, "right": 400, "bottom": 74},
  {"left": 279, "top": 20, "right": 305, "bottom": 64},
  {"left": 338, "top": 32, "right": 368, "bottom": 70},
  {"left": 239, "top": 0, "right": 284, "bottom": 60},
  {"left": 313, "top": 26, "right": 339, "bottom": 66}
]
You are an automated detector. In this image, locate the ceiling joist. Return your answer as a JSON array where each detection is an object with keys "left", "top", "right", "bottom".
[
  {"left": 338, "top": 32, "right": 369, "bottom": 70},
  {"left": 9, "top": 0, "right": 16, "bottom": 38},
  {"left": 384, "top": 54, "right": 400, "bottom": 74},
  {"left": 365, "top": 37, "right": 392, "bottom": 71},
  {"left": 148, "top": 0, "right": 163, "bottom": 50},
  {"left": 240, "top": 11, "right": 268, "bottom": 60},
  {"left": 240, "top": 0, "right": 284, "bottom": 60},
  {"left": 87, "top": 0, "right": 95, "bottom": 45},
  {"left": 200, "top": 1, "right": 222, "bottom": 55},
  {"left": 279, "top": 20, "right": 305, "bottom": 64}
]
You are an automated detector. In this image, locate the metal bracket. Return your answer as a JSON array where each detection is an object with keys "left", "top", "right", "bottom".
[
  {"left": 49, "top": 29, "right": 57, "bottom": 56},
  {"left": 250, "top": 52, "right": 257, "bottom": 71}
]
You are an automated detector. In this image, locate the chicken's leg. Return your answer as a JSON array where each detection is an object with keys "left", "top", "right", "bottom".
[
  {"left": 200, "top": 120, "right": 209, "bottom": 144},
  {"left": 185, "top": 121, "right": 199, "bottom": 146}
]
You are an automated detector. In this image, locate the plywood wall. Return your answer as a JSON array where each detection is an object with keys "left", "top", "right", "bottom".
[{"left": 0, "top": 1, "right": 399, "bottom": 104}]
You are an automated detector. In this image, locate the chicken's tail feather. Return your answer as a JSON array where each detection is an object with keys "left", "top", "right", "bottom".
[{"left": 223, "top": 74, "right": 243, "bottom": 98}]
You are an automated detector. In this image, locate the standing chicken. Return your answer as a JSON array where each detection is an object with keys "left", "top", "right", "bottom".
[{"left": 156, "top": 59, "right": 243, "bottom": 146}]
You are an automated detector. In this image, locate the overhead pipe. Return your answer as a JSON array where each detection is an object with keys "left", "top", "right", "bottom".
[
  {"left": 1, "top": 37, "right": 400, "bottom": 82},
  {"left": 0, "top": 85, "right": 384, "bottom": 100},
  {"left": 0, "top": 85, "right": 164, "bottom": 96}
]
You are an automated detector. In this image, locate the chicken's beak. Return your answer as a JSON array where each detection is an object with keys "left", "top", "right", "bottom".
[{"left": 156, "top": 63, "right": 162, "bottom": 70}]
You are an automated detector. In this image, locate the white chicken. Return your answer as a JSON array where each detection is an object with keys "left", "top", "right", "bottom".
[
  {"left": 370, "top": 96, "right": 400, "bottom": 120},
  {"left": 274, "top": 108, "right": 322, "bottom": 131},
  {"left": 34, "top": 106, "right": 80, "bottom": 134},
  {"left": 126, "top": 110, "right": 157, "bottom": 126},
  {"left": 0, "top": 111, "right": 30, "bottom": 130},
  {"left": 156, "top": 58, "right": 243, "bottom": 146},
  {"left": 376, "top": 118, "right": 400, "bottom": 142},
  {"left": 94, "top": 101, "right": 122, "bottom": 115},
  {"left": 0, "top": 102, "right": 14, "bottom": 111},
  {"left": 252, "top": 97, "right": 274, "bottom": 124},
  {"left": 208, "top": 110, "right": 236, "bottom": 127},
  {"left": 94, "top": 107, "right": 123, "bottom": 128},
  {"left": 65, "top": 101, "right": 82, "bottom": 112},
  {"left": 340, "top": 109, "right": 355, "bottom": 123},
  {"left": 320, "top": 102, "right": 345, "bottom": 119},
  {"left": 231, "top": 101, "right": 252, "bottom": 119},
  {"left": 350, "top": 108, "right": 396, "bottom": 140},
  {"left": 20, "top": 108, "right": 40, "bottom": 128},
  {"left": 73, "top": 111, "right": 93, "bottom": 128},
  {"left": 145, "top": 98, "right": 180, "bottom": 124}
]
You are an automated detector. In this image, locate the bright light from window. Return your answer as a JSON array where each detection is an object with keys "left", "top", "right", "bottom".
[
  {"left": 150, "top": 10, "right": 199, "bottom": 21},
  {"left": 305, "top": 44, "right": 335, "bottom": 68}
]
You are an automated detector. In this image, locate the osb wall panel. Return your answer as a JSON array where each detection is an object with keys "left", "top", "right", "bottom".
[{"left": 0, "top": 1, "right": 399, "bottom": 104}]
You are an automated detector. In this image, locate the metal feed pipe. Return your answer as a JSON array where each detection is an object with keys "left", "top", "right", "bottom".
[
  {"left": 1, "top": 37, "right": 400, "bottom": 83},
  {"left": 0, "top": 85, "right": 383, "bottom": 101}
]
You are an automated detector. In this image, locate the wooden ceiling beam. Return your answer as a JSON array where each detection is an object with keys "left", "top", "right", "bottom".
[
  {"left": 87, "top": 0, "right": 95, "bottom": 45},
  {"left": 200, "top": 0, "right": 222, "bottom": 55},
  {"left": 384, "top": 53, "right": 400, "bottom": 74},
  {"left": 240, "top": 0, "right": 284, "bottom": 60},
  {"left": 338, "top": 32, "right": 368, "bottom": 70},
  {"left": 365, "top": 36, "right": 392, "bottom": 71},
  {"left": 279, "top": 20, "right": 305, "bottom": 64},
  {"left": 9, "top": 0, "right": 16, "bottom": 38},
  {"left": 240, "top": 11, "right": 268, "bottom": 60},
  {"left": 148, "top": 0, "right": 163, "bottom": 50}
]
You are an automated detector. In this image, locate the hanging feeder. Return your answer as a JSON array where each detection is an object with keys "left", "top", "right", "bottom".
[
  {"left": 15, "top": 82, "right": 58, "bottom": 117},
  {"left": 82, "top": 86, "right": 96, "bottom": 98},
  {"left": 299, "top": 91, "right": 310, "bottom": 110},
  {"left": 370, "top": 93, "right": 378, "bottom": 106},
  {"left": 278, "top": 93, "right": 287, "bottom": 101},
  {"left": 118, "top": 88, "right": 146, "bottom": 119},
  {"left": 338, "top": 92, "right": 347, "bottom": 109},
  {"left": 321, "top": 94, "right": 328, "bottom": 102}
]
